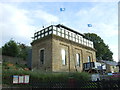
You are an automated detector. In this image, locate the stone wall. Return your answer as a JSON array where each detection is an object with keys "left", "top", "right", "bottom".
[
  {"left": 2, "top": 55, "right": 26, "bottom": 65},
  {"left": 31, "top": 34, "right": 96, "bottom": 72},
  {"left": 52, "top": 35, "right": 96, "bottom": 72},
  {"left": 31, "top": 35, "right": 52, "bottom": 71}
]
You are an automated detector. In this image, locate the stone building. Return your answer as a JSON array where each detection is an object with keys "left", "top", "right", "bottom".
[{"left": 31, "top": 24, "right": 96, "bottom": 72}]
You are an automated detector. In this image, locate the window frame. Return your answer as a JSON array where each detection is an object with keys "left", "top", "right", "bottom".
[
  {"left": 88, "top": 56, "right": 91, "bottom": 62},
  {"left": 39, "top": 48, "right": 45, "bottom": 65},
  {"left": 76, "top": 53, "right": 80, "bottom": 67},
  {"left": 61, "top": 49, "right": 67, "bottom": 65}
]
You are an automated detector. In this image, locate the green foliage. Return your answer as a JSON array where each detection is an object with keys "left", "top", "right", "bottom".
[
  {"left": 2, "top": 40, "right": 19, "bottom": 57},
  {"left": 2, "top": 39, "right": 31, "bottom": 60},
  {"left": 70, "top": 72, "right": 90, "bottom": 81},
  {"left": 2, "top": 67, "right": 90, "bottom": 85},
  {"left": 18, "top": 43, "right": 31, "bottom": 60},
  {"left": 2, "top": 62, "right": 27, "bottom": 70},
  {"left": 84, "top": 33, "right": 113, "bottom": 61},
  {"left": 0, "top": 48, "right": 2, "bottom": 55},
  {"left": 2, "top": 62, "right": 90, "bottom": 87}
]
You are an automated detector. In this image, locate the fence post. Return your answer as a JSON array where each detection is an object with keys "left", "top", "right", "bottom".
[{"left": 68, "top": 77, "right": 76, "bottom": 88}]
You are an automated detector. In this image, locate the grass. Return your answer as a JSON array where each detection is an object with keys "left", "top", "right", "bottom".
[
  {"left": 2, "top": 62, "right": 120, "bottom": 88},
  {"left": 2, "top": 62, "right": 91, "bottom": 87},
  {"left": 2, "top": 62, "right": 90, "bottom": 87},
  {"left": 3, "top": 69, "right": 90, "bottom": 82},
  {"left": 2, "top": 69, "right": 91, "bottom": 87}
]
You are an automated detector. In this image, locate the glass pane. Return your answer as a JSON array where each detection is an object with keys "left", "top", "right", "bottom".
[
  {"left": 88, "top": 56, "right": 91, "bottom": 62},
  {"left": 76, "top": 54, "right": 80, "bottom": 66},
  {"left": 53, "top": 26, "right": 56, "bottom": 30},
  {"left": 65, "top": 30, "right": 68, "bottom": 35},
  {"left": 49, "top": 26, "right": 52, "bottom": 30},
  {"left": 88, "top": 40, "right": 90, "bottom": 47},
  {"left": 42, "top": 30, "right": 44, "bottom": 33},
  {"left": 53, "top": 30, "right": 56, "bottom": 35},
  {"left": 41, "top": 34, "right": 44, "bottom": 37},
  {"left": 35, "top": 37, "right": 37, "bottom": 40},
  {"left": 86, "top": 40, "right": 88, "bottom": 46},
  {"left": 91, "top": 42, "right": 93, "bottom": 48},
  {"left": 69, "top": 36, "right": 72, "bottom": 40},
  {"left": 80, "top": 38, "right": 82, "bottom": 44},
  {"left": 62, "top": 34, "right": 64, "bottom": 38},
  {"left": 58, "top": 32, "right": 61, "bottom": 36},
  {"left": 73, "top": 33, "right": 75, "bottom": 38},
  {"left": 66, "top": 35, "right": 68, "bottom": 39},
  {"left": 71, "top": 32, "right": 73, "bottom": 37},
  {"left": 84, "top": 39, "right": 86, "bottom": 45},
  {"left": 45, "top": 28, "right": 48, "bottom": 32},
  {"left": 49, "top": 31, "right": 52, "bottom": 34},
  {"left": 79, "top": 38, "right": 82, "bottom": 44},
  {"left": 38, "top": 31, "right": 40, "bottom": 35},
  {"left": 73, "top": 37, "right": 75, "bottom": 41},
  {"left": 57, "top": 28, "right": 61, "bottom": 32},
  {"left": 38, "top": 35, "right": 41, "bottom": 39},
  {"left": 76, "top": 39, "right": 78, "bottom": 43},
  {"left": 62, "top": 29, "right": 64, "bottom": 33},
  {"left": 45, "top": 33, "right": 48, "bottom": 36},
  {"left": 40, "top": 49, "right": 44, "bottom": 64},
  {"left": 61, "top": 49, "right": 66, "bottom": 65}
]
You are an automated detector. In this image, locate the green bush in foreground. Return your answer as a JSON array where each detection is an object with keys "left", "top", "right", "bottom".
[{"left": 2, "top": 69, "right": 90, "bottom": 85}]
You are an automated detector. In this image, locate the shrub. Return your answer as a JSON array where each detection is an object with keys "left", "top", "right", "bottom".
[{"left": 2, "top": 69, "right": 90, "bottom": 85}]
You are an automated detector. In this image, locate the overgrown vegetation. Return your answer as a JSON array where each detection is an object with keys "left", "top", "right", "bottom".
[
  {"left": 2, "top": 62, "right": 120, "bottom": 88},
  {"left": 2, "top": 62, "right": 90, "bottom": 86},
  {"left": 2, "top": 62, "right": 27, "bottom": 70}
]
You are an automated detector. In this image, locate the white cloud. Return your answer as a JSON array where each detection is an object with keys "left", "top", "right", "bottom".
[
  {"left": 0, "top": 3, "right": 59, "bottom": 46},
  {"left": 0, "top": 3, "right": 35, "bottom": 46},
  {"left": 76, "top": 3, "right": 118, "bottom": 62},
  {"left": 76, "top": 3, "right": 118, "bottom": 38},
  {"left": 34, "top": 10, "right": 59, "bottom": 23}
]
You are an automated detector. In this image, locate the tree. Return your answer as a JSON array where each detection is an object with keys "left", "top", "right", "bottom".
[
  {"left": 18, "top": 43, "right": 31, "bottom": 60},
  {"left": 84, "top": 33, "right": 113, "bottom": 61},
  {"left": 0, "top": 48, "right": 2, "bottom": 55},
  {"left": 2, "top": 39, "right": 31, "bottom": 60},
  {"left": 2, "top": 40, "right": 19, "bottom": 57}
]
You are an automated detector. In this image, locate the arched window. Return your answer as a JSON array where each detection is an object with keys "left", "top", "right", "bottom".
[
  {"left": 76, "top": 53, "right": 80, "bottom": 66},
  {"left": 88, "top": 56, "right": 91, "bottom": 62},
  {"left": 61, "top": 49, "right": 66, "bottom": 65}
]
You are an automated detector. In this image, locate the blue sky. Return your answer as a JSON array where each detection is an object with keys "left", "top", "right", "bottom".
[{"left": 0, "top": 1, "right": 118, "bottom": 62}]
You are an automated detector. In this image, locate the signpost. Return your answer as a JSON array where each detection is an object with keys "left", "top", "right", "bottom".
[
  {"left": 13, "top": 75, "right": 19, "bottom": 84},
  {"left": 13, "top": 75, "right": 30, "bottom": 84}
]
